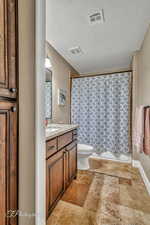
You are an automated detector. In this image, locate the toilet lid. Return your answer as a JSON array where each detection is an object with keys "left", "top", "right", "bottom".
[{"left": 78, "top": 144, "right": 94, "bottom": 152}]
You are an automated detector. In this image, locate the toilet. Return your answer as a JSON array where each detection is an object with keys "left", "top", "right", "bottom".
[{"left": 77, "top": 144, "right": 94, "bottom": 170}]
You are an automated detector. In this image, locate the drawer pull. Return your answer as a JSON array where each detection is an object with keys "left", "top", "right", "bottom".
[
  {"left": 48, "top": 145, "right": 55, "bottom": 151},
  {"left": 10, "top": 88, "right": 17, "bottom": 93},
  {"left": 11, "top": 107, "right": 17, "bottom": 112}
]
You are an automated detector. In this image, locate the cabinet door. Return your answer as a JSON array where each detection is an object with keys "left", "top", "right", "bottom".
[
  {"left": 46, "top": 149, "right": 65, "bottom": 218},
  {"left": 67, "top": 143, "right": 77, "bottom": 182},
  {"left": 0, "top": 101, "right": 18, "bottom": 225},
  {"left": 0, "top": 0, "right": 17, "bottom": 98}
]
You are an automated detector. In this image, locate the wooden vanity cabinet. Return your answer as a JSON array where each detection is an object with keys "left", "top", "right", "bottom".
[{"left": 46, "top": 130, "right": 77, "bottom": 218}]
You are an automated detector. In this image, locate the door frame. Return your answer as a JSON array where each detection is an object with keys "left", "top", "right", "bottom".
[{"left": 35, "top": 0, "right": 46, "bottom": 225}]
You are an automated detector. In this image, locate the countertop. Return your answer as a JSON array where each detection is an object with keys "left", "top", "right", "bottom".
[{"left": 46, "top": 124, "right": 78, "bottom": 141}]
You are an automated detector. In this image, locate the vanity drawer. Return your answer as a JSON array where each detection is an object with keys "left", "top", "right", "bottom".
[
  {"left": 58, "top": 132, "right": 73, "bottom": 150},
  {"left": 46, "top": 138, "right": 57, "bottom": 158}
]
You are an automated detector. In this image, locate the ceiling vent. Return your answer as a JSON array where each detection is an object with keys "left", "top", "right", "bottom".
[
  {"left": 69, "top": 46, "right": 83, "bottom": 55},
  {"left": 89, "top": 9, "right": 105, "bottom": 25}
]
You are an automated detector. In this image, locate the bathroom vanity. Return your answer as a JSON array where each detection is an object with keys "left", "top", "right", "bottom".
[{"left": 46, "top": 124, "right": 78, "bottom": 218}]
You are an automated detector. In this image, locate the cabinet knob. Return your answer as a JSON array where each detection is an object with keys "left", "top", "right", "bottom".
[
  {"left": 10, "top": 88, "right": 17, "bottom": 93},
  {"left": 11, "top": 107, "right": 17, "bottom": 112}
]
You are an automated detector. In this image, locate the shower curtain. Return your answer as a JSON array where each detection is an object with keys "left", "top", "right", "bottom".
[{"left": 71, "top": 72, "right": 131, "bottom": 154}]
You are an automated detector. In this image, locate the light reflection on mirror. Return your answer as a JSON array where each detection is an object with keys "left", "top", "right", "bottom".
[
  {"left": 45, "top": 57, "right": 52, "bottom": 69},
  {"left": 45, "top": 65, "right": 52, "bottom": 120}
]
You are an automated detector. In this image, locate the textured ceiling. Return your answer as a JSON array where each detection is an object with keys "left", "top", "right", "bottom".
[{"left": 46, "top": 0, "right": 150, "bottom": 74}]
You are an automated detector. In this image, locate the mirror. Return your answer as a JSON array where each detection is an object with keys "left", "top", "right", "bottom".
[{"left": 45, "top": 67, "right": 52, "bottom": 120}]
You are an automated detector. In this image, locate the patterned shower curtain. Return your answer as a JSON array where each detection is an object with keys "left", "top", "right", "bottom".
[{"left": 71, "top": 72, "right": 131, "bottom": 154}]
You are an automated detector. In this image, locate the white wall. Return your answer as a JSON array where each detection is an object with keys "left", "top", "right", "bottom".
[
  {"left": 46, "top": 42, "right": 78, "bottom": 123},
  {"left": 132, "top": 25, "right": 150, "bottom": 180},
  {"left": 137, "top": 26, "right": 150, "bottom": 181}
]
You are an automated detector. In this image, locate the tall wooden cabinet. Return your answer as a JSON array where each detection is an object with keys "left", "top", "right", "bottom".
[
  {"left": 0, "top": 101, "right": 17, "bottom": 225},
  {"left": 0, "top": 0, "right": 17, "bottom": 98},
  {"left": 0, "top": 1, "right": 18, "bottom": 225}
]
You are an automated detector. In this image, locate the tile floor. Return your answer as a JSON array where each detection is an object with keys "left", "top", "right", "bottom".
[{"left": 47, "top": 159, "right": 150, "bottom": 225}]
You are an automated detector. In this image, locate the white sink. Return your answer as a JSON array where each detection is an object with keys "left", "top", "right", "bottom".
[{"left": 46, "top": 127, "right": 60, "bottom": 133}]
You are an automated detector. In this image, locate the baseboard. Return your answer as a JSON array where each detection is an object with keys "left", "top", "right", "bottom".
[
  {"left": 90, "top": 153, "right": 131, "bottom": 164},
  {"left": 132, "top": 160, "right": 150, "bottom": 195}
]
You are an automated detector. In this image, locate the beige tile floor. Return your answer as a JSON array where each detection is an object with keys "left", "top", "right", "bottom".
[{"left": 47, "top": 159, "right": 150, "bottom": 225}]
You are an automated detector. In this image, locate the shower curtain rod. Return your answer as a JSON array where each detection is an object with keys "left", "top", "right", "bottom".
[{"left": 71, "top": 69, "right": 132, "bottom": 79}]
